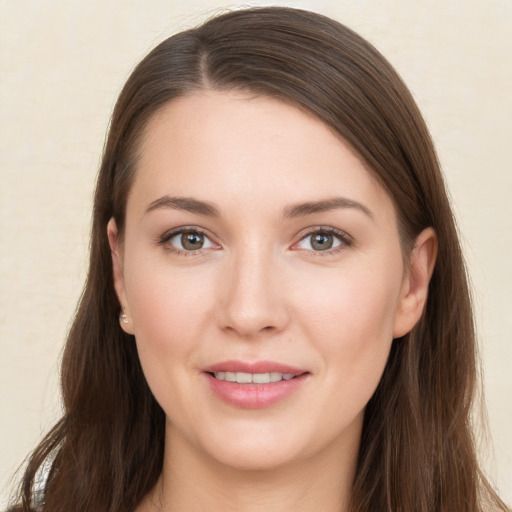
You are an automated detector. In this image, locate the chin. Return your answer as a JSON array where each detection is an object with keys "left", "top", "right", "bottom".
[
  {"left": 176, "top": 418, "right": 312, "bottom": 472},
  {"left": 189, "top": 416, "right": 351, "bottom": 474},
  {"left": 207, "top": 441, "right": 304, "bottom": 473}
]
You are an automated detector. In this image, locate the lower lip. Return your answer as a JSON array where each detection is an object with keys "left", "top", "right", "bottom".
[{"left": 205, "top": 373, "right": 309, "bottom": 409}]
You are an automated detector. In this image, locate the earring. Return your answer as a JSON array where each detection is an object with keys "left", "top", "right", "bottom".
[{"left": 119, "top": 307, "right": 129, "bottom": 325}]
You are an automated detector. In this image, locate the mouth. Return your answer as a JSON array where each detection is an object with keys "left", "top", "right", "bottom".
[
  {"left": 203, "top": 361, "right": 309, "bottom": 409},
  {"left": 209, "top": 371, "right": 302, "bottom": 384}
]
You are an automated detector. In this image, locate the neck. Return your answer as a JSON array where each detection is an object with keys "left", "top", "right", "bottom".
[{"left": 139, "top": 420, "right": 360, "bottom": 512}]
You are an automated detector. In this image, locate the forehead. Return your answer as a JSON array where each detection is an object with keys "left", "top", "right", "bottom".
[{"left": 128, "top": 90, "right": 394, "bottom": 221}]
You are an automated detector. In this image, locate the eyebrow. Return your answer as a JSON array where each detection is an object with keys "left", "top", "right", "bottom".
[
  {"left": 283, "top": 197, "right": 373, "bottom": 219},
  {"left": 144, "top": 195, "right": 373, "bottom": 220},
  {"left": 144, "top": 196, "right": 220, "bottom": 217}
]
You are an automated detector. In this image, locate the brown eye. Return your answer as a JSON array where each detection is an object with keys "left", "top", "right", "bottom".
[
  {"left": 165, "top": 229, "right": 217, "bottom": 253},
  {"left": 294, "top": 229, "right": 348, "bottom": 253},
  {"left": 310, "top": 233, "right": 334, "bottom": 251},
  {"left": 181, "top": 232, "right": 204, "bottom": 250}
]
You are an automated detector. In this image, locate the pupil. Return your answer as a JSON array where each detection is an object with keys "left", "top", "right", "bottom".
[
  {"left": 182, "top": 232, "right": 204, "bottom": 250},
  {"left": 312, "top": 233, "right": 333, "bottom": 251}
]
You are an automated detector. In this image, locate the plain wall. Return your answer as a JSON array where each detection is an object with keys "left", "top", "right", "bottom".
[{"left": 1, "top": 0, "right": 511, "bottom": 506}]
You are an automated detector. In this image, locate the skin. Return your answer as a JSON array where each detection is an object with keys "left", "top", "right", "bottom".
[{"left": 108, "top": 91, "right": 437, "bottom": 511}]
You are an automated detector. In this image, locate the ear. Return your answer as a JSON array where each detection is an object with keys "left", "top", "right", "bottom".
[
  {"left": 107, "top": 218, "right": 134, "bottom": 335},
  {"left": 393, "top": 227, "right": 438, "bottom": 338}
]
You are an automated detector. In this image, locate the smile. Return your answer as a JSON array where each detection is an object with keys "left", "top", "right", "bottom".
[
  {"left": 203, "top": 361, "right": 309, "bottom": 409},
  {"left": 212, "top": 371, "right": 298, "bottom": 384}
]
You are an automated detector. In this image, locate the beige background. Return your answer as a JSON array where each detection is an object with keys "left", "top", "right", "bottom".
[{"left": 1, "top": 0, "right": 511, "bottom": 507}]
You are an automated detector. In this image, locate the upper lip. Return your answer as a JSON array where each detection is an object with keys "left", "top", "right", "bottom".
[{"left": 203, "top": 360, "right": 307, "bottom": 375}]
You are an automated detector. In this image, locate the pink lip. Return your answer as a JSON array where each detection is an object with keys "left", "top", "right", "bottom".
[
  {"left": 204, "top": 360, "right": 306, "bottom": 374},
  {"left": 203, "top": 360, "right": 310, "bottom": 409}
]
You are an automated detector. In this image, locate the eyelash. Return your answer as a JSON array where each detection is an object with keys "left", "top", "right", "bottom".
[
  {"left": 156, "top": 226, "right": 353, "bottom": 257},
  {"left": 293, "top": 226, "right": 353, "bottom": 257},
  {"left": 157, "top": 226, "right": 217, "bottom": 257}
]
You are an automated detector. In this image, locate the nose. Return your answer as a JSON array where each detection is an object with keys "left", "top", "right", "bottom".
[{"left": 216, "top": 247, "right": 290, "bottom": 338}]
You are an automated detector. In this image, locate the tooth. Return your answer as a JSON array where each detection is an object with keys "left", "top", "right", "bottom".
[
  {"left": 213, "top": 371, "right": 298, "bottom": 383},
  {"left": 253, "top": 373, "right": 271, "bottom": 384},
  {"left": 236, "top": 372, "right": 253, "bottom": 384}
]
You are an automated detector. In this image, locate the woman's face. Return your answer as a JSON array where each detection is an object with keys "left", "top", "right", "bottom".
[{"left": 109, "top": 91, "right": 431, "bottom": 471}]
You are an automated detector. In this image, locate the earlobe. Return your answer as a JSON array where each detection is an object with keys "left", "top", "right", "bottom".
[
  {"left": 107, "top": 218, "right": 134, "bottom": 335},
  {"left": 393, "top": 227, "right": 438, "bottom": 338}
]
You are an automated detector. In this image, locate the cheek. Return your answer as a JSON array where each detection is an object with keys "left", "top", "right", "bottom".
[
  {"left": 124, "top": 242, "right": 212, "bottom": 337},
  {"left": 122, "top": 254, "right": 214, "bottom": 397},
  {"left": 295, "top": 256, "right": 403, "bottom": 392},
  {"left": 301, "top": 260, "right": 401, "bottom": 337}
]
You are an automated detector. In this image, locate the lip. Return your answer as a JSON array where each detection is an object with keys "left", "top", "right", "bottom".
[
  {"left": 204, "top": 360, "right": 306, "bottom": 374},
  {"left": 203, "top": 360, "right": 310, "bottom": 409}
]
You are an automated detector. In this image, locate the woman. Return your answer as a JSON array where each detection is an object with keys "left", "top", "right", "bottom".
[{"left": 9, "top": 6, "right": 509, "bottom": 512}]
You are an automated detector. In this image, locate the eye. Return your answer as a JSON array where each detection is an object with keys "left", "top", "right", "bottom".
[
  {"left": 294, "top": 228, "right": 351, "bottom": 252},
  {"left": 160, "top": 228, "right": 219, "bottom": 253}
]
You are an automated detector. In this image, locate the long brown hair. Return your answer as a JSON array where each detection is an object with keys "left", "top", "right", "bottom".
[{"left": 10, "top": 7, "right": 508, "bottom": 512}]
